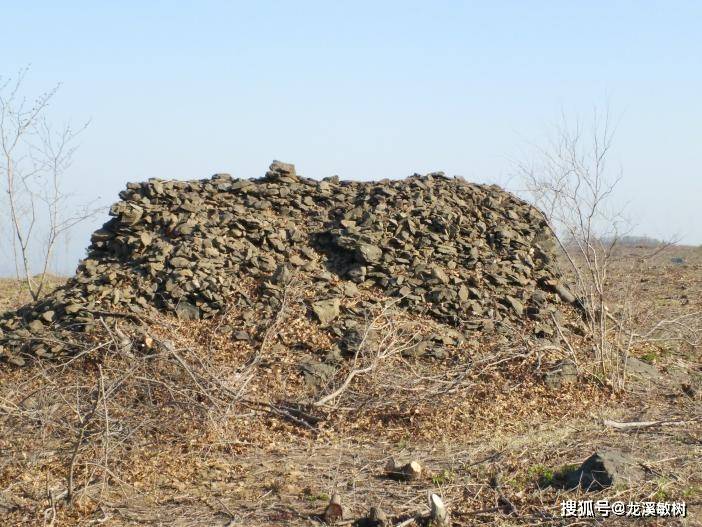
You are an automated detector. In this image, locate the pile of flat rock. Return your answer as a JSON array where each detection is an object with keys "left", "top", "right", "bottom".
[{"left": 0, "top": 161, "right": 577, "bottom": 364}]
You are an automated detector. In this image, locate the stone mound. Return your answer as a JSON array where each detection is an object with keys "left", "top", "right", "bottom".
[{"left": 0, "top": 161, "right": 575, "bottom": 363}]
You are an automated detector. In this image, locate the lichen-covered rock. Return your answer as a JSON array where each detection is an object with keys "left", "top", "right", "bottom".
[{"left": 0, "top": 161, "right": 570, "bottom": 362}]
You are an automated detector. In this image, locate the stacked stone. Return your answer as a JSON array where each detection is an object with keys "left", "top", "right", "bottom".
[{"left": 0, "top": 161, "right": 574, "bottom": 363}]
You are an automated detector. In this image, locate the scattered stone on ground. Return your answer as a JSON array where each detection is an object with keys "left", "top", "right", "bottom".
[
  {"left": 565, "top": 448, "right": 645, "bottom": 491},
  {"left": 300, "top": 360, "right": 337, "bottom": 389},
  {"left": 544, "top": 359, "right": 578, "bottom": 388},
  {"left": 624, "top": 356, "right": 662, "bottom": 381}
]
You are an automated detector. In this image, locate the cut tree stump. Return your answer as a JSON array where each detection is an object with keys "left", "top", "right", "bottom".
[
  {"left": 367, "top": 505, "right": 389, "bottom": 527},
  {"left": 385, "top": 458, "right": 423, "bottom": 481},
  {"left": 323, "top": 493, "right": 343, "bottom": 524},
  {"left": 430, "top": 494, "right": 449, "bottom": 526}
]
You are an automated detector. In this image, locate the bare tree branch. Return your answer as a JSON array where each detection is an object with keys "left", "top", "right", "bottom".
[
  {"left": 0, "top": 67, "right": 100, "bottom": 299},
  {"left": 514, "top": 108, "right": 699, "bottom": 390}
]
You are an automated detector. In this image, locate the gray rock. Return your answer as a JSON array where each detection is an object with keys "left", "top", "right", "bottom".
[
  {"left": 27, "top": 320, "right": 44, "bottom": 333},
  {"left": 300, "top": 360, "right": 336, "bottom": 388},
  {"left": 504, "top": 296, "right": 524, "bottom": 316},
  {"left": 311, "top": 298, "right": 341, "bottom": 326},
  {"left": 566, "top": 448, "right": 645, "bottom": 490},
  {"left": 431, "top": 266, "right": 449, "bottom": 284},
  {"left": 342, "top": 282, "right": 359, "bottom": 297},
  {"left": 544, "top": 360, "right": 578, "bottom": 388},
  {"left": 232, "top": 331, "right": 250, "bottom": 341},
  {"left": 175, "top": 302, "right": 200, "bottom": 321},
  {"left": 624, "top": 356, "right": 661, "bottom": 381},
  {"left": 170, "top": 257, "right": 191, "bottom": 268},
  {"left": 356, "top": 243, "right": 382, "bottom": 263}
]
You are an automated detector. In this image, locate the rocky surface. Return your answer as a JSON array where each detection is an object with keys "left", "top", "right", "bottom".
[
  {"left": 565, "top": 448, "right": 645, "bottom": 490},
  {"left": 0, "top": 161, "right": 576, "bottom": 363}
]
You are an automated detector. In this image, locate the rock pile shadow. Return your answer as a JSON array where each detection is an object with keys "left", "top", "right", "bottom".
[{"left": 0, "top": 161, "right": 576, "bottom": 364}]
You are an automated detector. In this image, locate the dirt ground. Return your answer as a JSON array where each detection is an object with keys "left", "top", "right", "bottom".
[{"left": 0, "top": 246, "right": 700, "bottom": 526}]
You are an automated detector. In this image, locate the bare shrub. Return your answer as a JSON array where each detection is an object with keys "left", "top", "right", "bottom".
[
  {"left": 0, "top": 67, "right": 100, "bottom": 298},
  {"left": 516, "top": 109, "right": 701, "bottom": 389}
]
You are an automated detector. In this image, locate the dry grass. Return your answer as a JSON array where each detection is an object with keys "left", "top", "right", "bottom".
[
  {"left": 0, "top": 275, "right": 66, "bottom": 313},
  {"left": 0, "top": 249, "right": 700, "bottom": 526}
]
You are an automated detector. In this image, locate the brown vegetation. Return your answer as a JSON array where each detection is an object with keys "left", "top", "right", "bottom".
[{"left": 0, "top": 246, "right": 700, "bottom": 526}]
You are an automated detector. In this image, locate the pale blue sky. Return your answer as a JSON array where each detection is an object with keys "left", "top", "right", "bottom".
[{"left": 2, "top": 1, "right": 701, "bottom": 273}]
